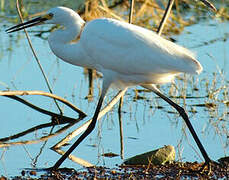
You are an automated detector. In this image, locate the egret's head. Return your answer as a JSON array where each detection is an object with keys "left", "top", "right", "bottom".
[
  {"left": 6, "top": 6, "right": 84, "bottom": 33},
  {"left": 45, "top": 7, "right": 84, "bottom": 25}
]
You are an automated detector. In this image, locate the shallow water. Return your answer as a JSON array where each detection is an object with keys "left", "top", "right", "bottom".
[{"left": 0, "top": 4, "right": 228, "bottom": 177}]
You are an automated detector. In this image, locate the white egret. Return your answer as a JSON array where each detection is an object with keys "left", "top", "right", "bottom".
[{"left": 6, "top": 4, "right": 214, "bottom": 170}]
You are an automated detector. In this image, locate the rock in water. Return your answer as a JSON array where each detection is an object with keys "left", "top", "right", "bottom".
[{"left": 124, "top": 145, "right": 175, "bottom": 165}]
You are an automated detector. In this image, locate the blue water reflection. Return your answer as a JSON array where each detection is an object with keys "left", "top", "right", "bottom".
[{"left": 0, "top": 18, "right": 228, "bottom": 176}]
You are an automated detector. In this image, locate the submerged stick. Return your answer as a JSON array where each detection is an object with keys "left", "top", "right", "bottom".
[
  {"left": 52, "top": 89, "right": 127, "bottom": 150},
  {"left": 129, "top": 0, "right": 135, "bottom": 23},
  {"left": 0, "top": 90, "right": 86, "bottom": 117},
  {"left": 157, "top": 0, "right": 175, "bottom": 35},
  {"left": 0, "top": 123, "right": 74, "bottom": 148},
  {"left": 4, "top": 95, "right": 83, "bottom": 123},
  {"left": 16, "top": 0, "right": 63, "bottom": 114},
  {"left": 54, "top": 149, "right": 94, "bottom": 167},
  {"left": 200, "top": 0, "right": 217, "bottom": 11}
]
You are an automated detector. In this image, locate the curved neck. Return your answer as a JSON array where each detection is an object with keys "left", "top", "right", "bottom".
[
  {"left": 49, "top": 19, "right": 84, "bottom": 44},
  {"left": 48, "top": 21, "right": 93, "bottom": 68}
]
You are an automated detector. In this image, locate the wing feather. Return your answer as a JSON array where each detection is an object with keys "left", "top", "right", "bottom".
[{"left": 80, "top": 18, "right": 202, "bottom": 75}]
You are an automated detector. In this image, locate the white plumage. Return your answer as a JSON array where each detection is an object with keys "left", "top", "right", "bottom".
[
  {"left": 7, "top": 6, "right": 212, "bottom": 170},
  {"left": 46, "top": 7, "right": 202, "bottom": 89}
]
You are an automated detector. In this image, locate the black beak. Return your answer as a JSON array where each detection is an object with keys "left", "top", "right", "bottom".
[{"left": 6, "top": 16, "right": 48, "bottom": 33}]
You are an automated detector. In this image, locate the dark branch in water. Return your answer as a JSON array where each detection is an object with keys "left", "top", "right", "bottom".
[
  {"left": 0, "top": 122, "right": 75, "bottom": 148},
  {"left": 0, "top": 90, "right": 86, "bottom": 117},
  {"left": 0, "top": 90, "right": 87, "bottom": 146}
]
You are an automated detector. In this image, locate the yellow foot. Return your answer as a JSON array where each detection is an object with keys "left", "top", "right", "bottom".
[{"left": 198, "top": 160, "right": 219, "bottom": 175}]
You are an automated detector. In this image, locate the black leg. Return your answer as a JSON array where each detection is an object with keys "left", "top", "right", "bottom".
[
  {"left": 142, "top": 84, "right": 211, "bottom": 163},
  {"left": 50, "top": 83, "right": 109, "bottom": 170}
]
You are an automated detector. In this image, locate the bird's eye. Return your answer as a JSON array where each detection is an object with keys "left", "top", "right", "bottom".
[{"left": 49, "top": 13, "right": 54, "bottom": 17}]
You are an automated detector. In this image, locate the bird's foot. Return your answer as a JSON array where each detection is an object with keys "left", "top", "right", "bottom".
[
  {"left": 197, "top": 160, "right": 219, "bottom": 175},
  {"left": 45, "top": 166, "right": 76, "bottom": 174},
  {"left": 43, "top": 166, "right": 56, "bottom": 172}
]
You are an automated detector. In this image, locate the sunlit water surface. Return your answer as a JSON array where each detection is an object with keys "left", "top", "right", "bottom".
[{"left": 0, "top": 17, "right": 228, "bottom": 177}]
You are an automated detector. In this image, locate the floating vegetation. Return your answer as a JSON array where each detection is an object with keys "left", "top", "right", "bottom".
[
  {"left": 7, "top": 162, "right": 229, "bottom": 179},
  {"left": 102, "top": 152, "right": 119, "bottom": 158}
]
